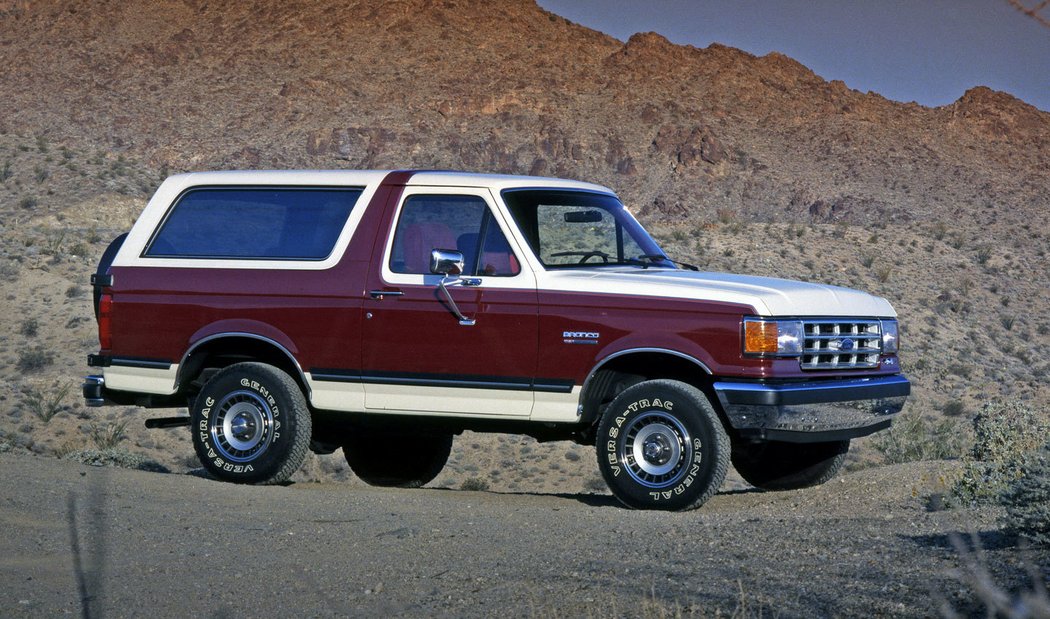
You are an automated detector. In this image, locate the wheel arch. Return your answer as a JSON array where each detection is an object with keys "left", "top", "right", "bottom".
[
  {"left": 176, "top": 332, "right": 311, "bottom": 400},
  {"left": 578, "top": 348, "right": 718, "bottom": 428}
]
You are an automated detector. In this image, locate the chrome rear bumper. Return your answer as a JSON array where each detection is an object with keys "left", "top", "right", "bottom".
[{"left": 83, "top": 375, "right": 107, "bottom": 407}]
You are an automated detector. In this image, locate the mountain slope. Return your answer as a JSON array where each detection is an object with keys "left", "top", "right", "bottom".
[{"left": 0, "top": 0, "right": 1046, "bottom": 226}]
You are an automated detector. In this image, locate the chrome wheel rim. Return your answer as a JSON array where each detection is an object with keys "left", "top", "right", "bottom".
[
  {"left": 210, "top": 390, "right": 274, "bottom": 463},
  {"left": 621, "top": 412, "right": 692, "bottom": 488}
]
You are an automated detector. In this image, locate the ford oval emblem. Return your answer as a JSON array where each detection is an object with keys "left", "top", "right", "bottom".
[{"left": 840, "top": 338, "right": 855, "bottom": 351}]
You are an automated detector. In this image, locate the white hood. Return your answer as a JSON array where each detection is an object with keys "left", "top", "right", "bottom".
[{"left": 538, "top": 269, "right": 896, "bottom": 317}]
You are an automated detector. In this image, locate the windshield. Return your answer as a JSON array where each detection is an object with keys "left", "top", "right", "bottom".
[{"left": 501, "top": 189, "right": 673, "bottom": 269}]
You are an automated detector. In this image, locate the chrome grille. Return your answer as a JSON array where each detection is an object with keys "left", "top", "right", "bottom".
[{"left": 801, "top": 319, "right": 882, "bottom": 370}]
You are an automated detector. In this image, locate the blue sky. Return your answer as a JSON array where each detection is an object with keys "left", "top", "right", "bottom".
[{"left": 536, "top": 0, "right": 1050, "bottom": 112}]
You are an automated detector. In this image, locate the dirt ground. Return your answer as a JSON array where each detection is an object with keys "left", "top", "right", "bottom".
[{"left": 1, "top": 452, "right": 1045, "bottom": 618}]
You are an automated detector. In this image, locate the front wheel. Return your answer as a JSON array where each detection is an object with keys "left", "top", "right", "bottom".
[
  {"left": 596, "top": 379, "right": 730, "bottom": 511},
  {"left": 731, "top": 440, "right": 849, "bottom": 491},
  {"left": 191, "top": 362, "right": 311, "bottom": 484}
]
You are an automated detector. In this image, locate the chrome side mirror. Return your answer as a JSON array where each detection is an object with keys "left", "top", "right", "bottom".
[
  {"left": 429, "top": 249, "right": 474, "bottom": 326},
  {"left": 430, "top": 249, "right": 464, "bottom": 276}
]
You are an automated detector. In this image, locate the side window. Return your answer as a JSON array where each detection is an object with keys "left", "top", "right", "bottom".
[
  {"left": 145, "top": 187, "right": 363, "bottom": 260},
  {"left": 389, "top": 195, "right": 520, "bottom": 276}
]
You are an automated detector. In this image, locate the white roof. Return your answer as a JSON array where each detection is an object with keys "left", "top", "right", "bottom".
[{"left": 161, "top": 169, "right": 614, "bottom": 194}]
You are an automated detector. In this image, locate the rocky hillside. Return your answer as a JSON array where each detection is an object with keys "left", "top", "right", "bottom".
[
  {"left": 1, "top": 0, "right": 1046, "bottom": 222},
  {"left": 0, "top": 0, "right": 1048, "bottom": 478}
]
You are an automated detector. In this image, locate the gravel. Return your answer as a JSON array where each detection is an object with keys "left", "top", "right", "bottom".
[{"left": 1, "top": 453, "right": 1045, "bottom": 617}]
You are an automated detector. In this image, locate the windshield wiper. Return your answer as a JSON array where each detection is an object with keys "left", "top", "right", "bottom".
[{"left": 638, "top": 254, "right": 699, "bottom": 271}]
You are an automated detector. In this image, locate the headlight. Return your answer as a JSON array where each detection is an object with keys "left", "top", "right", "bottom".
[
  {"left": 881, "top": 320, "right": 899, "bottom": 354},
  {"left": 743, "top": 318, "right": 803, "bottom": 356}
]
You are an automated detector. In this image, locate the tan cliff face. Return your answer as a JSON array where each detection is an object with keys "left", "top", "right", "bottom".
[
  {"left": 0, "top": 0, "right": 1047, "bottom": 476},
  {"left": 0, "top": 0, "right": 1046, "bottom": 225}
]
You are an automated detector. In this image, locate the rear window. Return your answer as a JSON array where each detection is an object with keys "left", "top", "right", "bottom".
[{"left": 144, "top": 186, "right": 363, "bottom": 260}]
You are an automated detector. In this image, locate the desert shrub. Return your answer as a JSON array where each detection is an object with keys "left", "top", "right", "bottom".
[
  {"left": 715, "top": 207, "right": 735, "bottom": 224},
  {"left": 69, "top": 242, "right": 89, "bottom": 258},
  {"left": 564, "top": 449, "right": 581, "bottom": 462},
  {"left": 63, "top": 448, "right": 168, "bottom": 473},
  {"left": 17, "top": 345, "right": 54, "bottom": 371},
  {"left": 22, "top": 381, "right": 71, "bottom": 423},
  {"left": 871, "top": 409, "right": 967, "bottom": 464},
  {"left": 460, "top": 477, "right": 489, "bottom": 492},
  {"left": 975, "top": 245, "right": 993, "bottom": 265},
  {"left": 0, "top": 260, "right": 19, "bottom": 280},
  {"left": 0, "top": 160, "right": 11, "bottom": 182},
  {"left": 585, "top": 476, "right": 608, "bottom": 492},
  {"left": 19, "top": 195, "right": 37, "bottom": 210},
  {"left": 44, "top": 229, "right": 66, "bottom": 255},
  {"left": 951, "top": 400, "right": 1050, "bottom": 506},
  {"left": 65, "top": 285, "right": 83, "bottom": 298},
  {"left": 875, "top": 265, "right": 893, "bottom": 282},
  {"left": 941, "top": 400, "right": 967, "bottom": 417},
  {"left": 34, "top": 165, "right": 48, "bottom": 183},
  {"left": 1000, "top": 440, "right": 1050, "bottom": 547},
  {"left": 89, "top": 420, "right": 129, "bottom": 450},
  {"left": 19, "top": 317, "right": 39, "bottom": 337}
]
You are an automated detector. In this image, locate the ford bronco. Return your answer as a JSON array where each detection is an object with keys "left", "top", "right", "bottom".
[{"left": 83, "top": 170, "right": 909, "bottom": 510}]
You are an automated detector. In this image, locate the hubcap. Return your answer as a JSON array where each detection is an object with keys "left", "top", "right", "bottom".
[
  {"left": 210, "top": 390, "right": 274, "bottom": 463},
  {"left": 621, "top": 412, "right": 692, "bottom": 488}
]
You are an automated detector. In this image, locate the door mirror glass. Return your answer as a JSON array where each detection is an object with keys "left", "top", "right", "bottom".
[
  {"left": 430, "top": 249, "right": 464, "bottom": 276},
  {"left": 563, "top": 209, "right": 604, "bottom": 223}
]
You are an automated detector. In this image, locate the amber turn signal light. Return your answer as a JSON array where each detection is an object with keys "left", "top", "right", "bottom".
[{"left": 744, "top": 320, "right": 779, "bottom": 354}]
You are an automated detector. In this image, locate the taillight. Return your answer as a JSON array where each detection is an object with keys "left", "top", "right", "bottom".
[{"left": 98, "top": 293, "right": 113, "bottom": 350}]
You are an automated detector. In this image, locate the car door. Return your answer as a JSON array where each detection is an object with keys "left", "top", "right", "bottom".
[{"left": 361, "top": 186, "right": 539, "bottom": 417}]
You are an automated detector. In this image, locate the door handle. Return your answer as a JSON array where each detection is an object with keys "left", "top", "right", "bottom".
[{"left": 369, "top": 289, "right": 404, "bottom": 300}]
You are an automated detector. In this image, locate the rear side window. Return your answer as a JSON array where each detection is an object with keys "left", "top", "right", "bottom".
[{"left": 145, "top": 187, "right": 363, "bottom": 260}]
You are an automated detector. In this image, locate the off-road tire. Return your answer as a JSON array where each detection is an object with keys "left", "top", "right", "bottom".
[
  {"left": 731, "top": 440, "right": 849, "bottom": 491},
  {"left": 343, "top": 430, "right": 453, "bottom": 488},
  {"left": 191, "top": 362, "right": 311, "bottom": 485},
  {"left": 596, "top": 379, "right": 730, "bottom": 511}
]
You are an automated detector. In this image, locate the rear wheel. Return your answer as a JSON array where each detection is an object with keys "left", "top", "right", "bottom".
[
  {"left": 343, "top": 430, "right": 453, "bottom": 488},
  {"left": 731, "top": 440, "right": 849, "bottom": 491},
  {"left": 191, "top": 362, "right": 311, "bottom": 484},
  {"left": 596, "top": 379, "right": 730, "bottom": 511}
]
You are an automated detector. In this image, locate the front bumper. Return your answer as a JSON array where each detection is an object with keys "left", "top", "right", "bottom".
[{"left": 713, "top": 374, "right": 909, "bottom": 442}]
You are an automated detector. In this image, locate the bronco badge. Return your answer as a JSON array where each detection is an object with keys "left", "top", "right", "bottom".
[{"left": 563, "top": 331, "right": 600, "bottom": 345}]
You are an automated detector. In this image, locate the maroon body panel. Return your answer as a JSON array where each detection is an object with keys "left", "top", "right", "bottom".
[
  {"left": 361, "top": 285, "right": 539, "bottom": 379},
  {"left": 537, "top": 290, "right": 899, "bottom": 385},
  {"left": 107, "top": 264, "right": 364, "bottom": 370}
]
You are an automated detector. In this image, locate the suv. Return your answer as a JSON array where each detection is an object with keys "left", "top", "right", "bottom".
[{"left": 83, "top": 170, "right": 908, "bottom": 510}]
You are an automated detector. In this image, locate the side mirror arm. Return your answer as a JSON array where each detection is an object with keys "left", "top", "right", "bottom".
[
  {"left": 430, "top": 248, "right": 477, "bottom": 326},
  {"left": 437, "top": 276, "right": 476, "bottom": 326}
]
